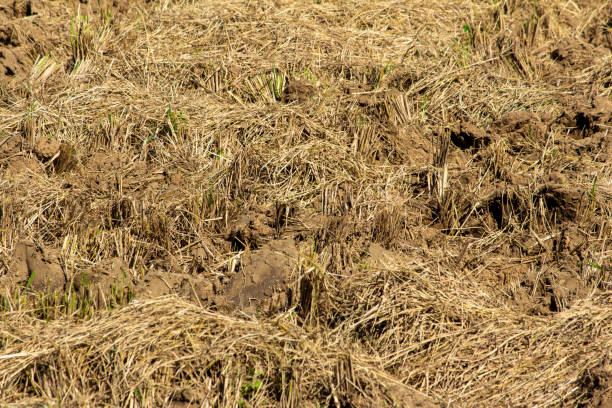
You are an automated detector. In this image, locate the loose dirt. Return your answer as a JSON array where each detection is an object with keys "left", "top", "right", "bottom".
[
  {"left": 221, "top": 239, "right": 298, "bottom": 314},
  {"left": 136, "top": 270, "right": 215, "bottom": 303},
  {"left": 282, "top": 79, "right": 315, "bottom": 104},
  {"left": 72, "top": 257, "right": 133, "bottom": 306},
  {"left": 227, "top": 211, "right": 276, "bottom": 249},
  {"left": 3, "top": 242, "right": 65, "bottom": 292},
  {"left": 0, "top": 1, "right": 50, "bottom": 83}
]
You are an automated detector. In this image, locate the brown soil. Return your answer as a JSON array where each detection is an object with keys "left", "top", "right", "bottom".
[
  {"left": 3, "top": 242, "right": 65, "bottom": 292},
  {"left": 0, "top": 1, "right": 50, "bottom": 83},
  {"left": 227, "top": 210, "right": 276, "bottom": 249},
  {"left": 72, "top": 257, "right": 132, "bottom": 305},
  {"left": 135, "top": 270, "right": 214, "bottom": 303},
  {"left": 221, "top": 239, "right": 298, "bottom": 314},
  {"left": 282, "top": 79, "right": 315, "bottom": 104},
  {"left": 583, "top": 363, "right": 612, "bottom": 408},
  {"left": 0, "top": 0, "right": 611, "bottom": 407}
]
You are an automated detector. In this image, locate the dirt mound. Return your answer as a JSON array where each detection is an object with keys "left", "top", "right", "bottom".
[
  {"left": 550, "top": 39, "right": 607, "bottom": 68},
  {"left": 580, "top": 362, "right": 612, "bottom": 408},
  {"left": 282, "top": 79, "right": 315, "bottom": 104},
  {"left": 436, "top": 105, "right": 609, "bottom": 317},
  {"left": 31, "top": 136, "right": 77, "bottom": 173},
  {"left": 3, "top": 242, "right": 65, "bottom": 293},
  {"left": 0, "top": 1, "right": 47, "bottom": 84},
  {"left": 0, "top": 46, "right": 28, "bottom": 83},
  {"left": 227, "top": 211, "right": 275, "bottom": 249},
  {"left": 135, "top": 271, "right": 215, "bottom": 306},
  {"left": 73, "top": 151, "right": 163, "bottom": 197},
  {"left": 559, "top": 97, "right": 612, "bottom": 138},
  {"left": 451, "top": 111, "right": 549, "bottom": 154},
  {"left": 0, "top": 134, "right": 22, "bottom": 160},
  {"left": 450, "top": 121, "right": 490, "bottom": 150},
  {"left": 220, "top": 239, "right": 298, "bottom": 314},
  {"left": 8, "top": 236, "right": 299, "bottom": 315}
]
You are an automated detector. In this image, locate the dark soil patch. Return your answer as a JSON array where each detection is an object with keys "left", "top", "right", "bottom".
[
  {"left": 282, "top": 79, "right": 315, "bottom": 104},
  {"left": 220, "top": 239, "right": 298, "bottom": 315}
]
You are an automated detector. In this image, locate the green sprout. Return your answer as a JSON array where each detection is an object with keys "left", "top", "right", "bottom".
[{"left": 239, "top": 368, "right": 264, "bottom": 406}]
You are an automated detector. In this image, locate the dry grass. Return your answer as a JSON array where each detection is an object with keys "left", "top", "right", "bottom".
[{"left": 1, "top": 0, "right": 611, "bottom": 406}]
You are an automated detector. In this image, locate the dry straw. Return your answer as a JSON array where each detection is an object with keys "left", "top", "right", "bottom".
[{"left": 1, "top": 0, "right": 611, "bottom": 406}]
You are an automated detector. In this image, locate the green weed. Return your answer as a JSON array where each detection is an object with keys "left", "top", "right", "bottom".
[{"left": 239, "top": 368, "right": 264, "bottom": 407}]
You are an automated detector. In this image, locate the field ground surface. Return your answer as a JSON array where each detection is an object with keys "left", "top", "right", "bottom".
[{"left": 1, "top": 0, "right": 611, "bottom": 406}]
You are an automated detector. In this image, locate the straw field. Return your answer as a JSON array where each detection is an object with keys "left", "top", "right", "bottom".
[{"left": 1, "top": 0, "right": 611, "bottom": 406}]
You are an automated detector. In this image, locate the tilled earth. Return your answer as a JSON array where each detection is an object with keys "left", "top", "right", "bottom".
[{"left": 0, "top": 0, "right": 611, "bottom": 407}]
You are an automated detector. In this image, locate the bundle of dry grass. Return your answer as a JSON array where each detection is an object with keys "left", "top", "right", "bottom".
[
  {"left": 1, "top": 0, "right": 611, "bottom": 406},
  {"left": 0, "top": 296, "right": 436, "bottom": 407},
  {"left": 2, "top": 291, "right": 612, "bottom": 406}
]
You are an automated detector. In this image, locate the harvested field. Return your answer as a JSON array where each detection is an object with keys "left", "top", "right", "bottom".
[{"left": 0, "top": 0, "right": 611, "bottom": 406}]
